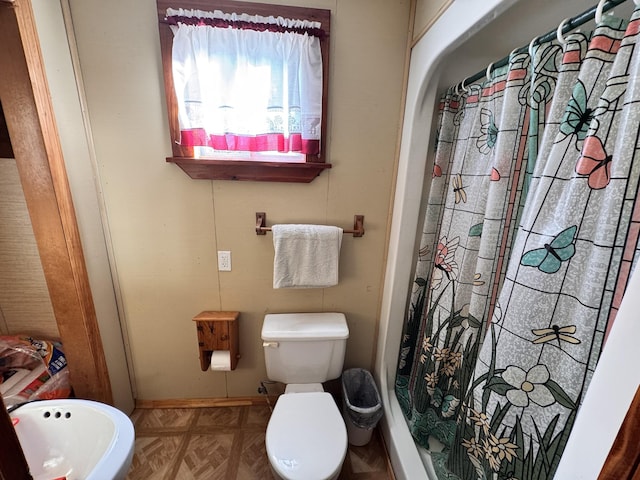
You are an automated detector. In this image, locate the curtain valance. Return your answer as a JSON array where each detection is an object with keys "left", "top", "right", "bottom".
[{"left": 165, "top": 8, "right": 324, "bottom": 37}]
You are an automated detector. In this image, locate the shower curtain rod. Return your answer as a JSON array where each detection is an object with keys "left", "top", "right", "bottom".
[{"left": 462, "top": 0, "right": 629, "bottom": 86}]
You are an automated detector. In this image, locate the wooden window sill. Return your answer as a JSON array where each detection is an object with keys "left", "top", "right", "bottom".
[{"left": 167, "top": 157, "right": 332, "bottom": 183}]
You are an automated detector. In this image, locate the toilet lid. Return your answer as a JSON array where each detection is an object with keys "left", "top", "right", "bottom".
[{"left": 266, "top": 392, "right": 347, "bottom": 480}]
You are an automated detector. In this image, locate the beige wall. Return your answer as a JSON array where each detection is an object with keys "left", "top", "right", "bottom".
[
  {"left": 413, "top": 0, "right": 451, "bottom": 44},
  {"left": 66, "top": 0, "right": 411, "bottom": 400}
]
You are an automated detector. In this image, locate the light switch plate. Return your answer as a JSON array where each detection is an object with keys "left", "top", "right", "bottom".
[{"left": 218, "top": 251, "right": 231, "bottom": 271}]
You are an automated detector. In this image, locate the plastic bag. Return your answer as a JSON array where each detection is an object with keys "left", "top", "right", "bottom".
[
  {"left": 341, "top": 368, "right": 383, "bottom": 429},
  {"left": 0, "top": 336, "right": 71, "bottom": 407}
]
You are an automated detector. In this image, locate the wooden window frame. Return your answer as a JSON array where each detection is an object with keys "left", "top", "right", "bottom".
[{"left": 156, "top": 0, "right": 332, "bottom": 183}]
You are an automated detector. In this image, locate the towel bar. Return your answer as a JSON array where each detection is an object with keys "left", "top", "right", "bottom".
[{"left": 255, "top": 212, "right": 365, "bottom": 237}]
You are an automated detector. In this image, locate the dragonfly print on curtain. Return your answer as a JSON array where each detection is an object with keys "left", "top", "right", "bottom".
[{"left": 396, "top": 6, "right": 640, "bottom": 480}]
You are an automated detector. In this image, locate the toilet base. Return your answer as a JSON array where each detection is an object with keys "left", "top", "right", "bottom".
[{"left": 269, "top": 462, "right": 343, "bottom": 480}]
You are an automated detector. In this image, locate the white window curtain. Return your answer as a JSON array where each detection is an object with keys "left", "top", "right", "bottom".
[{"left": 167, "top": 8, "right": 323, "bottom": 155}]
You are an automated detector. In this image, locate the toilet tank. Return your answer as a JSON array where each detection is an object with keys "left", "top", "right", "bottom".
[{"left": 262, "top": 313, "right": 349, "bottom": 384}]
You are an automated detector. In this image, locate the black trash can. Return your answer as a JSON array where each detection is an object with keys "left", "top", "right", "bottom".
[{"left": 341, "top": 368, "right": 383, "bottom": 446}]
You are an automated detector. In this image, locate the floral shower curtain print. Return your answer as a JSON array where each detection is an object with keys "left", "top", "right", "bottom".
[
  {"left": 396, "top": 48, "right": 537, "bottom": 448},
  {"left": 396, "top": 5, "right": 640, "bottom": 480}
]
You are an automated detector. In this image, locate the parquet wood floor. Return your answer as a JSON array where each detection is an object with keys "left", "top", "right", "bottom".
[{"left": 126, "top": 403, "right": 393, "bottom": 479}]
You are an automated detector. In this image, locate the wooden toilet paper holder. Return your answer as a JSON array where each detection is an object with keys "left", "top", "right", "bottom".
[{"left": 192, "top": 311, "right": 240, "bottom": 371}]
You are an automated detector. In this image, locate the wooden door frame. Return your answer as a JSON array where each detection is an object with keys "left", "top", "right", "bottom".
[{"left": 0, "top": 0, "right": 112, "bottom": 404}]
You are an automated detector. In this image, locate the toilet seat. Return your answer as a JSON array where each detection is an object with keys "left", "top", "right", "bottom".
[{"left": 266, "top": 392, "right": 347, "bottom": 480}]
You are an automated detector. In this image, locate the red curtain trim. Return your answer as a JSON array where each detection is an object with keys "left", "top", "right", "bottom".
[
  {"left": 179, "top": 129, "right": 320, "bottom": 155},
  {"left": 163, "top": 16, "right": 326, "bottom": 38}
]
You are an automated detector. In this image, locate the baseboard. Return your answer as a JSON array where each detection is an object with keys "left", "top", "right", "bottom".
[{"left": 135, "top": 396, "right": 271, "bottom": 409}]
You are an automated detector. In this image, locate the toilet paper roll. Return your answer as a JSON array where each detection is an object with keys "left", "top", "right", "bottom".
[{"left": 210, "top": 350, "right": 232, "bottom": 371}]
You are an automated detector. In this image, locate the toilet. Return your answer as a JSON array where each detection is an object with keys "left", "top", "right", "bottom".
[{"left": 262, "top": 312, "right": 349, "bottom": 480}]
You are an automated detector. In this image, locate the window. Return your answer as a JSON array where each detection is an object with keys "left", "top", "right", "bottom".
[{"left": 156, "top": 0, "right": 331, "bottom": 182}]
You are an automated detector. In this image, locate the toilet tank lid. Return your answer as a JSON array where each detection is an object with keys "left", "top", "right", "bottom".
[{"left": 262, "top": 313, "right": 349, "bottom": 341}]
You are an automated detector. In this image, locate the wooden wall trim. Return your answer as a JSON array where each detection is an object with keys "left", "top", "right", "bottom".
[
  {"left": 0, "top": 0, "right": 112, "bottom": 403},
  {"left": 136, "top": 396, "right": 271, "bottom": 409}
]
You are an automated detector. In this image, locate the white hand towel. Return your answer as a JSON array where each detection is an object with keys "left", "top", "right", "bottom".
[{"left": 272, "top": 224, "right": 343, "bottom": 288}]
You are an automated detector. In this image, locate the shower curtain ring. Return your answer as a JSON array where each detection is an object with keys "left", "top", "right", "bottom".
[
  {"left": 486, "top": 62, "right": 494, "bottom": 81},
  {"left": 557, "top": 18, "right": 570, "bottom": 45},
  {"left": 528, "top": 35, "right": 540, "bottom": 58},
  {"left": 461, "top": 78, "right": 469, "bottom": 93},
  {"left": 595, "top": 0, "right": 606, "bottom": 24}
]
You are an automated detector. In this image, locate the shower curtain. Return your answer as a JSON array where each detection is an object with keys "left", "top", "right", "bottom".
[{"left": 396, "top": 5, "right": 640, "bottom": 480}]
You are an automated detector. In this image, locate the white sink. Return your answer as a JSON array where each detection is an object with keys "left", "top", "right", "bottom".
[{"left": 9, "top": 399, "right": 135, "bottom": 480}]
